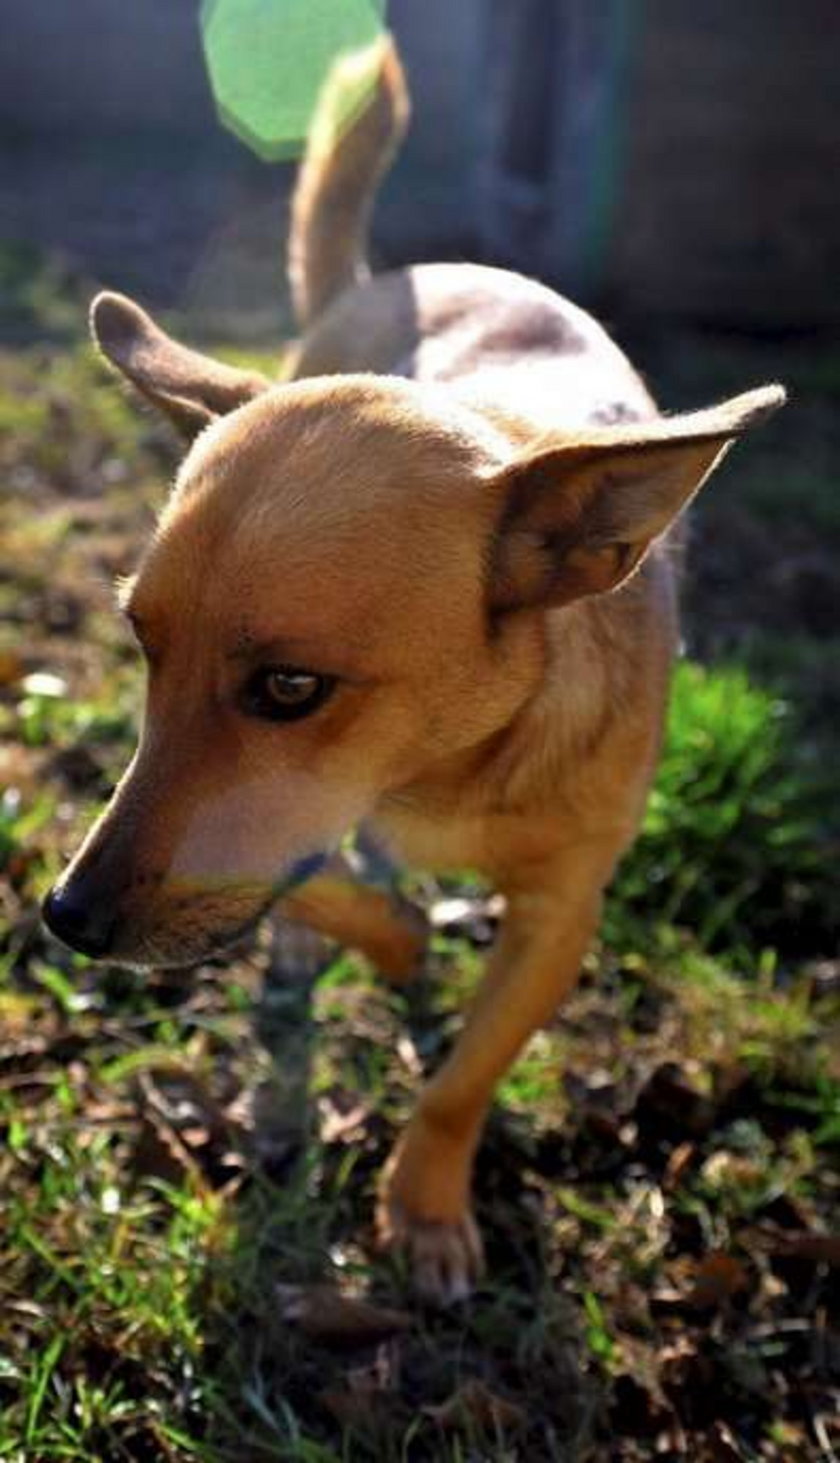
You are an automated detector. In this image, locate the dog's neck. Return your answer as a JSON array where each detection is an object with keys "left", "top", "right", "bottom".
[{"left": 379, "top": 570, "right": 667, "bottom": 838}]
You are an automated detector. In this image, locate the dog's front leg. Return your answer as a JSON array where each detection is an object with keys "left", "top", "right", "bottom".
[
  {"left": 377, "top": 839, "right": 620, "bottom": 1303},
  {"left": 280, "top": 871, "right": 427, "bottom": 981}
]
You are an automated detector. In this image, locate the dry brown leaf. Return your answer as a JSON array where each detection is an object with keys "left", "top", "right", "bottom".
[
  {"left": 751, "top": 1226, "right": 840, "bottom": 1266},
  {"left": 424, "top": 1378, "right": 526, "bottom": 1433},
  {"left": 275, "top": 1284, "right": 412, "bottom": 1346},
  {"left": 0, "top": 742, "right": 41, "bottom": 792},
  {"left": 130, "top": 1110, "right": 201, "bottom": 1188},
  {"left": 0, "top": 649, "right": 27, "bottom": 686},
  {"left": 686, "top": 1251, "right": 751, "bottom": 1310},
  {"left": 319, "top": 1386, "right": 385, "bottom": 1430},
  {"left": 663, "top": 1140, "right": 697, "bottom": 1191},
  {"left": 319, "top": 1357, "right": 400, "bottom": 1430},
  {"left": 318, "top": 1092, "right": 371, "bottom": 1143},
  {"left": 701, "top": 1151, "right": 765, "bottom": 1190}
]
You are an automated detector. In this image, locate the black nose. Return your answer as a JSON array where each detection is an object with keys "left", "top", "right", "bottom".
[{"left": 42, "top": 885, "right": 116, "bottom": 959}]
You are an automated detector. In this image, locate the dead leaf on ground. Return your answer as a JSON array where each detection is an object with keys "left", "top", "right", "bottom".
[
  {"left": 706, "top": 1418, "right": 747, "bottom": 1461},
  {"left": 0, "top": 742, "right": 42, "bottom": 793},
  {"left": 129, "top": 1109, "right": 202, "bottom": 1189},
  {"left": 653, "top": 1250, "right": 751, "bottom": 1314},
  {"left": 319, "top": 1385, "right": 397, "bottom": 1432},
  {"left": 663, "top": 1139, "right": 697, "bottom": 1191},
  {"left": 686, "top": 1251, "right": 751, "bottom": 1310},
  {"left": 0, "top": 1029, "right": 86, "bottom": 1077},
  {"left": 276, "top": 1284, "right": 412, "bottom": 1346},
  {"left": 317, "top": 1091, "right": 371, "bottom": 1143},
  {"left": 319, "top": 1354, "right": 401, "bottom": 1431},
  {"left": 130, "top": 1069, "right": 244, "bottom": 1187},
  {"left": 747, "top": 1225, "right": 840, "bottom": 1266},
  {"left": 138, "top": 1069, "right": 230, "bottom": 1144},
  {"left": 424, "top": 1378, "right": 526, "bottom": 1433},
  {"left": 701, "top": 1151, "right": 767, "bottom": 1191},
  {"left": 0, "top": 648, "right": 26, "bottom": 685}
]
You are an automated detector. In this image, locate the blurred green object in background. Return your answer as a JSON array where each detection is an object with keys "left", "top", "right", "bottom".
[{"left": 201, "top": 0, "right": 387, "bottom": 161}]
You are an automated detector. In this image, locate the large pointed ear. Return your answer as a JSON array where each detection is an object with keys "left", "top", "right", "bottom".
[
  {"left": 488, "top": 385, "right": 786, "bottom": 613},
  {"left": 89, "top": 292, "right": 270, "bottom": 442}
]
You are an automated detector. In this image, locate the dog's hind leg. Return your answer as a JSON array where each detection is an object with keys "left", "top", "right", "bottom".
[
  {"left": 376, "top": 838, "right": 620, "bottom": 1303},
  {"left": 279, "top": 872, "right": 427, "bottom": 982}
]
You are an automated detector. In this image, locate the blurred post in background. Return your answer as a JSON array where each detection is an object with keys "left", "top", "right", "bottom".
[{"left": 475, "top": 0, "right": 634, "bottom": 298}]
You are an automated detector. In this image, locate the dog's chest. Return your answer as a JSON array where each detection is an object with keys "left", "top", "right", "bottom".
[
  {"left": 372, "top": 805, "right": 491, "bottom": 873},
  {"left": 367, "top": 798, "right": 569, "bottom": 885}
]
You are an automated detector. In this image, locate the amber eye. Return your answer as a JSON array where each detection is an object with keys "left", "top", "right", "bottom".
[{"left": 242, "top": 666, "right": 335, "bottom": 723}]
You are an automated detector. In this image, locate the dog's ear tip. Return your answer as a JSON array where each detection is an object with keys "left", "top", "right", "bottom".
[
  {"left": 686, "top": 382, "right": 786, "bottom": 442},
  {"left": 753, "top": 381, "right": 787, "bottom": 410},
  {"left": 732, "top": 381, "right": 788, "bottom": 425},
  {"left": 89, "top": 290, "right": 150, "bottom": 355},
  {"left": 89, "top": 289, "right": 125, "bottom": 328}
]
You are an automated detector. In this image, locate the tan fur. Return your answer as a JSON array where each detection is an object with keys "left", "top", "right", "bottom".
[
  {"left": 288, "top": 34, "right": 410, "bottom": 330},
  {"left": 45, "top": 37, "right": 785, "bottom": 1303}
]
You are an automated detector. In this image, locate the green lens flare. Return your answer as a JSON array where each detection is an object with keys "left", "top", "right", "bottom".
[{"left": 201, "top": 0, "right": 387, "bottom": 161}]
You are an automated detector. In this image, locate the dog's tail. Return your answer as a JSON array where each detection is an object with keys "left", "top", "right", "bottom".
[{"left": 288, "top": 33, "right": 410, "bottom": 332}]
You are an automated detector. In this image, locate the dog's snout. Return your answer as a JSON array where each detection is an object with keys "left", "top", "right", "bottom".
[{"left": 42, "top": 884, "right": 117, "bottom": 959}]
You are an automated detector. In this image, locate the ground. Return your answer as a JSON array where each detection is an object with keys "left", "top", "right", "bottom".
[{"left": 0, "top": 257, "right": 838, "bottom": 1461}]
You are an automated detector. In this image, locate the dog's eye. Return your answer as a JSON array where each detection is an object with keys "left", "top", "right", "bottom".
[{"left": 242, "top": 665, "right": 335, "bottom": 723}]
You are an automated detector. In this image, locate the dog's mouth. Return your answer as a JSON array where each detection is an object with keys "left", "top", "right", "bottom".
[
  {"left": 64, "top": 890, "right": 268, "bottom": 971},
  {"left": 46, "top": 851, "right": 332, "bottom": 971},
  {"left": 111, "top": 896, "right": 275, "bottom": 971}
]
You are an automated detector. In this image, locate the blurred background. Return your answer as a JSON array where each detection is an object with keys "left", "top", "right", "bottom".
[
  {"left": 0, "top": 5, "right": 838, "bottom": 1461},
  {"left": 2, "top": 0, "right": 838, "bottom": 333}
]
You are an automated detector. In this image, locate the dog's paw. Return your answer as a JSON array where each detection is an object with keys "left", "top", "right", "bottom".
[{"left": 377, "top": 1196, "right": 484, "bottom": 1305}]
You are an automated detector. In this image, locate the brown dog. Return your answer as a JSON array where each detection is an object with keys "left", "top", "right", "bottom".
[{"left": 43, "top": 38, "right": 784, "bottom": 1302}]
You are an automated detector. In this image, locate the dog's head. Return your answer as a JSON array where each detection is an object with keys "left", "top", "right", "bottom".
[{"left": 42, "top": 293, "right": 784, "bottom": 965}]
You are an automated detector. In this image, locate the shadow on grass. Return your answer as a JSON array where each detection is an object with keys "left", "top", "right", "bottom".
[{"left": 195, "top": 931, "right": 599, "bottom": 1463}]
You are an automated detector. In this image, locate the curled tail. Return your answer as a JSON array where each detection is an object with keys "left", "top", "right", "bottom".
[{"left": 288, "top": 34, "right": 410, "bottom": 332}]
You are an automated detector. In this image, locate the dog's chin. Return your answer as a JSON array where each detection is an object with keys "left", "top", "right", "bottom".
[
  {"left": 108, "top": 926, "right": 255, "bottom": 973},
  {"left": 109, "top": 855, "right": 333, "bottom": 970},
  {"left": 107, "top": 898, "right": 275, "bottom": 972},
  {"left": 78, "top": 858, "right": 331, "bottom": 972}
]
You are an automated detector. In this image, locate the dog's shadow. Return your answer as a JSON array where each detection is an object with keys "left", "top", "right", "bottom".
[{"left": 195, "top": 907, "right": 599, "bottom": 1461}]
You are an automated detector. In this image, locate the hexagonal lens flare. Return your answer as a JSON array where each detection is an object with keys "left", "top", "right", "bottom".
[{"left": 201, "top": 0, "right": 387, "bottom": 160}]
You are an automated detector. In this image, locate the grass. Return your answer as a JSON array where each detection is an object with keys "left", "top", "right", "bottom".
[
  {"left": 611, "top": 661, "right": 840, "bottom": 960},
  {"left": 3, "top": 933, "right": 834, "bottom": 1461},
  {"left": 0, "top": 306, "right": 839, "bottom": 1460}
]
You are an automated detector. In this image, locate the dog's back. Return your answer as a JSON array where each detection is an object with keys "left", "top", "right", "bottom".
[{"left": 288, "top": 38, "right": 655, "bottom": 436}]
